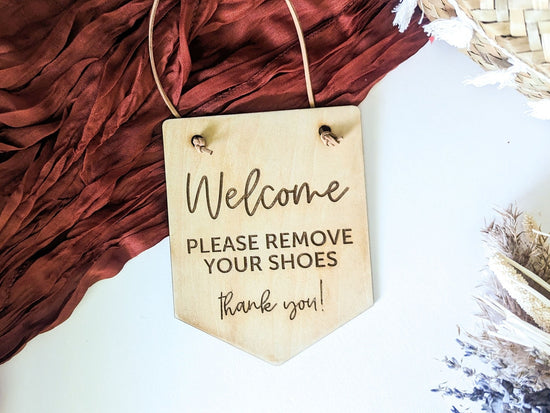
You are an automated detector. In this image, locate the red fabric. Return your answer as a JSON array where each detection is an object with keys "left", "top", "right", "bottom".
[{"left": 0, "top": 0, "right": 425, "bottom": 363}]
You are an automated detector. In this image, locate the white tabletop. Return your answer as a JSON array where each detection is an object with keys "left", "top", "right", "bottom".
[{"left": 1, "top": 40, "right": 549, "bottom": 413}]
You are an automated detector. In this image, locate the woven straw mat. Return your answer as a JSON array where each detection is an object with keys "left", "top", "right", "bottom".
[{"left": 419, "top": 0, "right": 550, "bottom": 100}]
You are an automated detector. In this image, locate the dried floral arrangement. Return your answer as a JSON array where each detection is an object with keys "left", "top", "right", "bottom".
[{"left": 433, "top": 206, "right": 550, "bottom": 412}]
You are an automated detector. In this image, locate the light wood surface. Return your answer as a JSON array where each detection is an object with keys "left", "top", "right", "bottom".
[{"left": 163, "top": 106, "right": 373, "bottom": 363}]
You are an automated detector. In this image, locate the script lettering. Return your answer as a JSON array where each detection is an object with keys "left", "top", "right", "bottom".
[{"left": 185, "top": 168, "right": 349, "bottom": 219}]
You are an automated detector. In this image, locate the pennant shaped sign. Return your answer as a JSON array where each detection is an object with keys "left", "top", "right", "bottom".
[{"left": 163, "top": 106, "right": 372, "bottom": 364}]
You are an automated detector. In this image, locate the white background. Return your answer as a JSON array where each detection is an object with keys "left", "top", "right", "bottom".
[{"left": 1, "top": 40, "right": 550, "bottom": 413}]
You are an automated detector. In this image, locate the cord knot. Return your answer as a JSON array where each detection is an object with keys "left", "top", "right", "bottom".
[
  {"left": 318, "top": 125, "right": 342, "bottom": 147},
  {"left": 191, "top": 135, "right": 213, "bottom": 155}
]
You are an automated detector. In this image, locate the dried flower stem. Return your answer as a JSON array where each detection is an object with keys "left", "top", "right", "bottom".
[
  {"left": 502, "top": 254, "right": 550, "bottom": 295},
  {"left": 533, "top": 229, "right": 550, "bottom": 238}
]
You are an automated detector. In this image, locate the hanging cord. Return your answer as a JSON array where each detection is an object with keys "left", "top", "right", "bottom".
[
  {"left": 283, "top": 0, "right": 315, "bottom": 108},
  {"left": 148, "top": 0, "right": 316, "bottom": 119}
]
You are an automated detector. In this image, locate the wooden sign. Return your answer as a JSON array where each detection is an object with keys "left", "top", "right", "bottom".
[{"left": 163, "top": 106, "right": 373, "bottom": 364}]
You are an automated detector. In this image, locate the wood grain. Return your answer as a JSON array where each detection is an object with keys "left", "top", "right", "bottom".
[{"left": 163, "top": 106, "right": 372, "bottom": 364}]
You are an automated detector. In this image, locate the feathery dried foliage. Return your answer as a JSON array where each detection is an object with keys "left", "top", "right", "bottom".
[
  {"left": 483, "top": 206, "right": 550, "bottom": 290},
  {"left": 482, "top": 205, "right": 532, "bottom": 268},
  {"left": 524, "top": 215, "right": 550, "bottom": 282},
  {"left": 485, "top": 272, "right": 537, "bottom": 327}
]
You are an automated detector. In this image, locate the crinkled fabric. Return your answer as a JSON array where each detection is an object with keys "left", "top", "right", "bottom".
[{"left": 0, "top": 0, "right": 426, "bottom": 363}]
